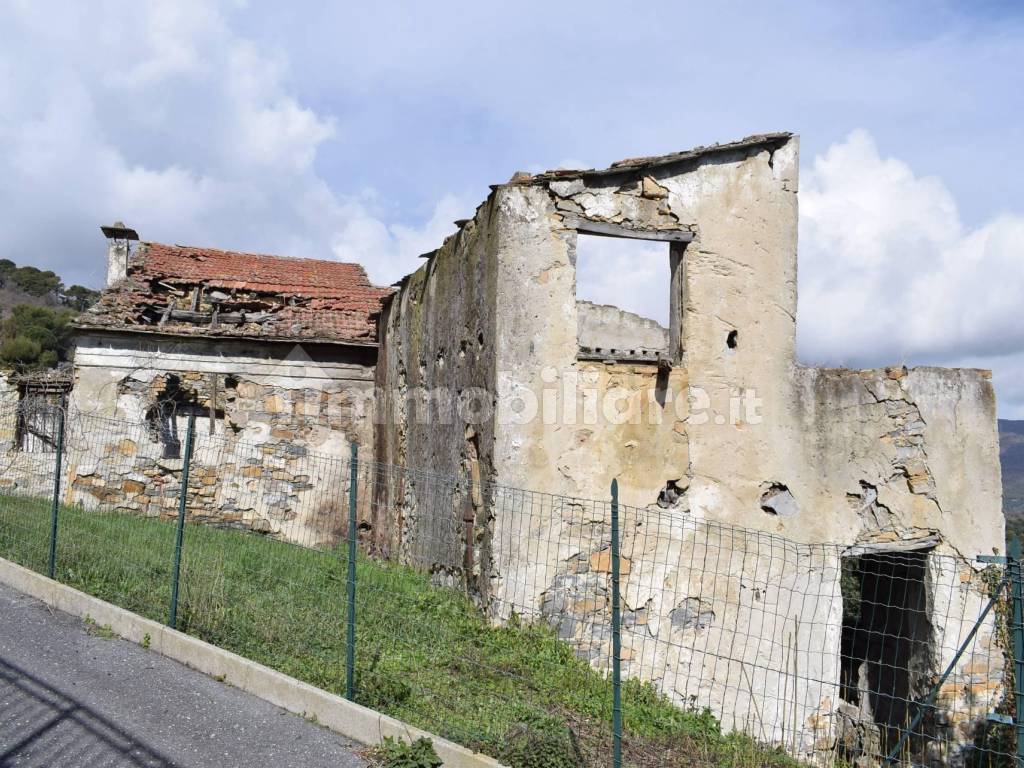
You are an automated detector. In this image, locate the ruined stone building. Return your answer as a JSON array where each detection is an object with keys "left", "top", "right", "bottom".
[
  {"left": 0, "top": 133, "right": 1006, "bottom": 762},
  {"left": 16, "top": 226, "right": 390, "bottom": 541},
  {"left": 370, "top": 132, "right": 1005, "bottom": 761}
]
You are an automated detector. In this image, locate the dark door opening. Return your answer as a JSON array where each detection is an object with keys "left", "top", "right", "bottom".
[{"left": 840, "top": 550, "right": 935, "bottom": 756}]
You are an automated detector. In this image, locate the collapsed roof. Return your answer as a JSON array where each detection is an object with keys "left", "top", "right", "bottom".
[{"left": 77, "top": 243, "right": 392, "bottom": 345}]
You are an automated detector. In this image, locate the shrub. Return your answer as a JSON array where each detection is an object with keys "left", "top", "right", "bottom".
[
  {"left": 0, "top": 304, "right": 74, "bottom": 371},
  {"left": 371, "top": 737, "right": 442, "bottom": 768},
  {"left": 499, "top": 714, "right": 583, "bottom": 768}
]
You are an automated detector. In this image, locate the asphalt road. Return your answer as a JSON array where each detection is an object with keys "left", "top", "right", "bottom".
[{"left": 0, "top": 582, "right": 366, "bottom": 767}]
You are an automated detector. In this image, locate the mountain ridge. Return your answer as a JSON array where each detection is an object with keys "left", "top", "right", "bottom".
[{"left": 1001, "top": 419, "right": 1024, "bottom": 520}]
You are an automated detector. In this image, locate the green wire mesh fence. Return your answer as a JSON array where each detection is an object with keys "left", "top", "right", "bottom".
[{"left": 0, "top": 400, "right": 1019, "bottom": 768}]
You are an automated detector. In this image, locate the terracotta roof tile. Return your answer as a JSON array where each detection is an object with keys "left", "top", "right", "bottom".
[{"left": 77, "top": 242, "right": 392, "bottom": 344}]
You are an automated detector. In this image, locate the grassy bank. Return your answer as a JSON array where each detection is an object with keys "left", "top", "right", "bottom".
[{"left": 0, "top": 493, "right": 795, "bottom": 768}]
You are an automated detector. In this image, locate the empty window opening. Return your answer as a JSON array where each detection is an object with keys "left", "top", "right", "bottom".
[
  {"left": 839, "top": 551, "right": 935, "bottom": 758},
  {"left": 15, "top": 373, "right": 71, "bottom": 453},
  {"left": 574, "top": 234, "right": 680, "bottom": 363}
]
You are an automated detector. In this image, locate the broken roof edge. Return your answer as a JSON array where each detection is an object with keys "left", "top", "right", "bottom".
[
  {"left": 70, "top": 322, "right": 381, "bottom": 350},
  {"left": 520, "top": 131, "right": 794, "bottom": 185},
  {"left": 798, "top": 363, "right": 994, "bottom": 381},
  {"left": 384, "top": 132, "right": 794, "bottom": 290}
]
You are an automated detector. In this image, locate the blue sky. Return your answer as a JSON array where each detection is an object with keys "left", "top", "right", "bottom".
[{"left": 0, "top": 0, "right": 1022, "bottom": 415}]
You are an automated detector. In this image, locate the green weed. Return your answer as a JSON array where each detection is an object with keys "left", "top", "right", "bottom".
[{"left": 0, "top": 493, "right": 795, "bottom": 768}]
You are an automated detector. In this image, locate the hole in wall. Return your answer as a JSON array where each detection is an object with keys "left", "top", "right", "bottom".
[
  {"left": 726, "top": 330, "right": 738, "bottom": 350},
  {"left": 760, "top": 482, "right": 797, "bottom": 517},
  {"left": 657, "top": 480, "right": 687, "bottom": 509}
]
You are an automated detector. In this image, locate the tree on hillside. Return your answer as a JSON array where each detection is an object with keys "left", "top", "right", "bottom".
[
  {"left": 9, "top": 265, "right": 62, "bottom": 297},
  {"left": 1, "top": 257, "right": 99, "bottom": 310},
  {"left": 63, "top": 284, "right": 100, "bottom": 310},
  {"left": 0, "top": 305, "right": 75, "bottom": 372},
  {"left": 0, "top": 258, "right": 99, "bottom": 371},
  {"left": 0, "top": 260, "right": 61, "bottom": 297}
]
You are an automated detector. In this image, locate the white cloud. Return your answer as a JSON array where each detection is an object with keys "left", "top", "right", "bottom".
[
  {"left": 0, "top": 0, "right": 459, "bottom": 291},
  {"left": 330, "top": 194, "right": 471, "bottom": 286},
  {"left": 797, "top": 130, "right": 1024, "bottom": 417},
  {"left": 554, "top": 130, "right": 1024, "bottom": 418},
  {"left": 0, "top": 3, "right": 1019, "bottom": 417},
  {"left": 574, "top": 237, "right": 669, "bottom": 324},
  {"left": 224, "top": 41, "right": 335, "bottom": 172}
]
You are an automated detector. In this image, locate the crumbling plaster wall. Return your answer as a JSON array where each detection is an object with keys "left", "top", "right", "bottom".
[
  {"left": 484, "top": 134, "right": 1000, "bottom": 558},
  {"left": 0, "top": 373, "right": 19, "bottom": 463},
  {"left": 0, "top": 372, "right": 15, "bottom": 398},
  {"left": 789, "top": 365, "right": 1002, "bottom": 552},
  {"left": 373, "top": 204, "right": 500, "bottom": 592},
  {"left": 483, "top": 139, "right": 833, "bottom": 753},
  {"left": 44, "top": 332, "right": 378, "bottom": 544},
  {"left": 376, "top": 134, "right": 1004, "bottom": 760},
  {"left": 489, "top": 139, "right": 798, "bottom": 508}
]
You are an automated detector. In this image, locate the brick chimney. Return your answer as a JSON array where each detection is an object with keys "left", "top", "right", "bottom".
[{"left": 100, "top": 221, "right": 139, "bottom": 287}]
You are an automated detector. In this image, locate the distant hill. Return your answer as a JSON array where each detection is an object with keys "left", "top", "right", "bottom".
[
  {"left": 0, "top": 259, "right": 98, "bottom": 318},
  {"left": 0, "top": 259, "right": 99, "bottom": 372},
  {"left": 1002, "top": 419, "right": 1024, "bottom": 520}
]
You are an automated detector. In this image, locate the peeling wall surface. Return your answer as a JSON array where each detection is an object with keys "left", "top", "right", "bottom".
[
  {"left": 6, "top": 333, "right": 376, "bottom": 544},
  {"left": 373, "top": 205, "right": 499, "bottom": 590},
  {"left": 0, "top": 372, "right": 16, "bottom": 414},
  {"left": 0, "top": 373, "right": 17, "bottom": 447},
  {"left": 374, "top": 134, "right": 1006, "bottom": 761}
]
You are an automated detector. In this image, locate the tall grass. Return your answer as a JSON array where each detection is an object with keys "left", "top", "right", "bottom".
[{"left": 0, "top": 494, "right": 796, "bottom": 768}]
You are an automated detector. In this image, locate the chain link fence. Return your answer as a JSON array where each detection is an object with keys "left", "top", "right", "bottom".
[{"left": 0, "top": 399, "right": 1019, "bottom": 768}]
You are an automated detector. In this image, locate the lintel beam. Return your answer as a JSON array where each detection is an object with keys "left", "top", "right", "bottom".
[{"left": 565, "top": 217, "right": 695, "bottom": 243}]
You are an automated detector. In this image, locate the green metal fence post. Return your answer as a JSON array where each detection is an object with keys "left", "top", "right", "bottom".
[
  {"left": 1010, "top": 538, "right": 1024, "bottom": 768},
  {"left": 46, "top": 407, "right": 66, "bottom": 579},
  {"left": 345, "top": 441, "right": 358, "bottom": 701},
  {"left": 610, "top": 479, "right": 623, "bottom": 768},
  {"left": 168, "top": 415, "right": 196, "bottom": 629}
]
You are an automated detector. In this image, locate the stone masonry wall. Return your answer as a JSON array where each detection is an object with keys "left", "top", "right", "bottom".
[
  {"left": 0, "top": 334, "right": 377, "bottom": 546},
  {"left": 377, "top": 135, "right": 1006, "bottom": 763},
  {"left": 374, "top": 200, "right": 500, "bottom": 595}
]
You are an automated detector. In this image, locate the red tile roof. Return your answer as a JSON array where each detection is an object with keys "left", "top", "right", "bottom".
[{"left": 77, "top": 242, "right": 392, "bottom": 344}]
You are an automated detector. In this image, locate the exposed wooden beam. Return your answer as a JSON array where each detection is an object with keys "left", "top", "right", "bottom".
[
  {"left": 844, "top": 534, "right": 941, "bottom": 556},
  {"left": 564, "top": 216, "right": 695, "bottom": 243}
]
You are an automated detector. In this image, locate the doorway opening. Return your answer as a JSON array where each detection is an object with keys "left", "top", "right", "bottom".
[{"left": 839, "top": 549, "right": 935, "bottom": 754}]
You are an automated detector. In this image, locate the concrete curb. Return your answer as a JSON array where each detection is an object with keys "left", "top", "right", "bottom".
[{"left": 0, "top": 556, "right": 505, "bottom": 768}]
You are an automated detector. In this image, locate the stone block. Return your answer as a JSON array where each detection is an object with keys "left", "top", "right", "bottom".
[
  {"left": 122, "top": 479, "right": 146, "bottom": 495},
  {"left": 590, "top": 548, "right": 631, "bottom": 575}
]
